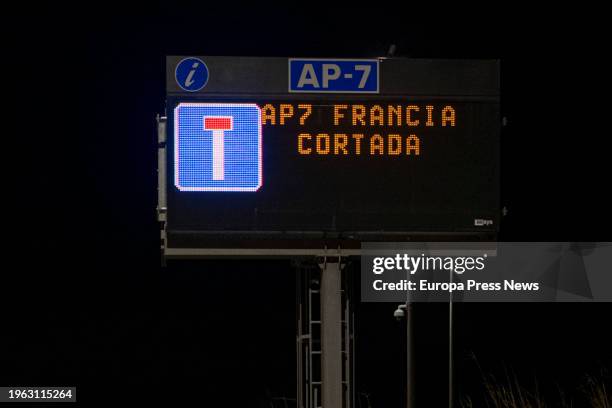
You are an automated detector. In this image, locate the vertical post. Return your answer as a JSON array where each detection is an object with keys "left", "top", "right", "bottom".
[
  {"left": 449, "top": 269, "right": 454, "bottom": 408},
  {"left": 321, "top": 261, "right": 342, "bottom": 408},
  {"left": 212, "top": 130, "right": 225, "bottom": 180},
  {"left": 406, "top": 303, "right": 415, "bottom": 408},
  {"left": 296, "top": 266, "right": 303, "bottom": 408}
]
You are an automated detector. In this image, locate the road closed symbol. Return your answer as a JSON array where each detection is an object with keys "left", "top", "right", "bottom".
[{"left": 174, "top": 103, "right": 262, "bottom": 191}]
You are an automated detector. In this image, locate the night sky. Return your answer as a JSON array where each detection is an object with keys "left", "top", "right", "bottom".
[{"left": 3, "top": 12, "right": 611, "bottom": 407}]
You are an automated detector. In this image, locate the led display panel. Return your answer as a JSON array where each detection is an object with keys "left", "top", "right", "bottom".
[{"left": 163, "top": 57, "right": 500, "bottom": 249}]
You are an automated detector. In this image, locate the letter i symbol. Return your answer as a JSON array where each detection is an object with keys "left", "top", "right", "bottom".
[{"left": 185, "top": 63, "right": 199, "bottom": 87}]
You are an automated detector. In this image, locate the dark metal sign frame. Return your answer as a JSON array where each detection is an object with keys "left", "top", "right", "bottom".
[{"left": 160, "top": 57, "right": 500, "bottom": 258}]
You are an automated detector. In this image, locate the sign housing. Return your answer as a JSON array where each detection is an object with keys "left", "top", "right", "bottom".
[{"left": 160, "top": 56, "right": 500, "bottom": 257}]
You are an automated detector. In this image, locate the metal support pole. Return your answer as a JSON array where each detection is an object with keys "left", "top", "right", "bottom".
[
  {"left": 449, "top": 270, "right": 454, "bottom": 408},
  {"left": 406, "top": 302, "right": 415, "bottom": 408},
  {"left": 296, "top": 267, "right": 303, "bottom": 408},
  {"left": 321, "top": 261, "right": 343, "bottom": 408}
]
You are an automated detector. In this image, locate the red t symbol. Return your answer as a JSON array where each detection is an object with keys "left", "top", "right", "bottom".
[{"left": 204, "top": 116, "right": 233, "bottom": 180}]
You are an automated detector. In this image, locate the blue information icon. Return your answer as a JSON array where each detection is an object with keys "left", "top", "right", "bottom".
[
  {"left": 174, "top": 103, "right": 262, "bottom": 192},
  {"left": 175, "top": 57, "right": 209, "bottom": 91}
]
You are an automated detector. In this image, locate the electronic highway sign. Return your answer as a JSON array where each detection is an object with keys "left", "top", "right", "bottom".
[{"left": 160, "top": 57, "right": 500, "bottom": 256}]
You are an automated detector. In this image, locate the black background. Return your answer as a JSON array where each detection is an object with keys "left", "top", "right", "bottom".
[{"left": 3, "top": 11, "right": 611, "bottom": 407}]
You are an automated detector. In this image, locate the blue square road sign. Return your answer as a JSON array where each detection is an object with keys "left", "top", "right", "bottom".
[{"left": 174, "top": 103, "right": 262, "bottom": 192}]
